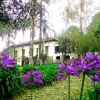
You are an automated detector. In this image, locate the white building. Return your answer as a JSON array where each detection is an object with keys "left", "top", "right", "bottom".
[{"left": 8, "top": 38, "right": 78, "bottom": 65}]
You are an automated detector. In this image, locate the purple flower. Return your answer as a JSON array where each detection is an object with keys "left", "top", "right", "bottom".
[
  {"left": 6, "top": 65, "right": 15, "bottom": 69},
  {"left": 58, "top": 63, "right": 65, "bottom": 71},
  {"left": 22, "top": 74, "right": 30, "bottom": 84},
  {"left": 66, "top": 66, "right": 75, "bottom": 75},
  {"left": 56, "top": 52, "right": 100, "bottom": 82},
  {"left": 33, "top": 76, "right": 42, "bottom": 83},
  {"left": 65, "top": 64, "right": 80, "bottom": 77},
  {"left": 27, "top": 70, "right": 35, "bottom": 75},
  {"left": 1, "top": 52, "right": 16, "bottom": 69},
  {"left": 57, "top": 73, "right": 65, "bottom": 80},
  {"left": 22, "top": 70, "right": 42, "bottom": 84},
  {"left": 91, "top": 72, "right": 100, "bottom": 82},
  {"left": 78, "top": 59, "right": 92, "bottom": 72},
  {"left": 86, "top": 52, "right": 93, "bottom": 59}
]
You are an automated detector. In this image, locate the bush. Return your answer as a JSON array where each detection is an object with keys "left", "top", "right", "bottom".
[
  {"left": 22, "top": 64, "right": 37, "bottom": 73},
  {"left": 0, "top": 69, "right": 25, "bottom": 100},
  {"left": 22, "top": 63, "right": 58, "bottom": 88}
]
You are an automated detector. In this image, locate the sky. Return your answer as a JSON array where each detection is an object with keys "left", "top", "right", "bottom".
[{"left": 0, "top": 0, "right": 100, "bottom": 51}]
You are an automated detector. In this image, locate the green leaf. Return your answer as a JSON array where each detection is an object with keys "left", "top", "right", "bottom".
[
  {"left": 98, "top": 95, "right": 100, "bottom": 100},
  {"left": 87, "top": 89, "right": 94, "bottom": 100}
]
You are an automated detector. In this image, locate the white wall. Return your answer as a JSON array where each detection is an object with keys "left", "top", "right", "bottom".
[{"left": 14, "top": 41, "right": 78, "bottom": 65}]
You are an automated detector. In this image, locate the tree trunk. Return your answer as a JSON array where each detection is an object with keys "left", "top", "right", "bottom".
[
  {"left": 22, "top": 29, "right": 24, "bottom": 66},
  {"left": 39, "top": 0, "right": 42, "bottom": 59},
  {"left": 13, "top": 30, "right": 17, "bottom": 60},
  {"left": 7, "top": 33, "right": 10, "bottom": 56}
]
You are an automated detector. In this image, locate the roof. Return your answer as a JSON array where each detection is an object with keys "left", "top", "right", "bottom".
[{"left": 11, "top": 38, "right": 58, "bottom": 48}]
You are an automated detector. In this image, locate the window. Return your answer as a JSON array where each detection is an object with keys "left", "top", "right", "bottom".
[
  {"left": 29, "top": 49, "right": 33, "bottom": 56},
  {"left": 22, "top": 49, "right": 25, "bottom": 56},
  {"left": 15, "top": 50, "right": 18, "bottom": 57},
  {"left": 45, "top": 46, "right": 48, "bottom": 54},
  {"left": 55, "top": 46, "right": 60, "bottom": 54},
  {"left": 36, "top": 48, "right": 38, "bottom": 55}
]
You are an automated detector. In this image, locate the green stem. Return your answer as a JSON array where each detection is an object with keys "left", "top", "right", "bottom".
[
  {"left": 31, "top": 82, "right": 33, "bottom": 100},
  {"left": 68, "top": 75, "right": 70, "bottom": 100},
  {"left": 94, "top": 82, "right": 96, "bottom": 100},
  {"left": 80, "top": 73, "right": 85, "bottom": 100},
  {"left": 31, "top": 76, "right": 33, "bottom": 100},
  {"left": 31, "top": 86, "right": 33, "bottom": 100}
]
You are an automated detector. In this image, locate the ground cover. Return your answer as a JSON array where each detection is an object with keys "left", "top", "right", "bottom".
[{"left": 11, "top": 76, "right": 93, "bottom": 100}]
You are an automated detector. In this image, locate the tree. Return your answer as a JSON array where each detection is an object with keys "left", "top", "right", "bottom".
[
  {"left": 94, "top": 22, "right": 100, "bottom": 38},
  {"left": 58, "top": 31, "right": 73, "bottom": 60},
  {"left": 87, "top": 12, "right": 100, "bottom": 33},
  {"left": 67, "top": 25, "right": 80, "bottom": 34}
]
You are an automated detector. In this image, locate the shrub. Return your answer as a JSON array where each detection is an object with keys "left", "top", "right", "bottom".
[
  {"left": 22, "top": 63, "right": 58, "bottom": 88},
  {"left": 0, "top": 69, "right": 25, "bottom": 100},
  {"left": 22, "top": 64, "right": 37, "bottom": 73},
  {"left": 0, "top": 52, "right": 25, "bottom": 100}
]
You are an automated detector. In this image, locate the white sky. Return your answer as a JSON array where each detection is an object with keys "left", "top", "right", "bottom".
[{"left": 0, "top": 0, "right": 100, "bottom": 51}]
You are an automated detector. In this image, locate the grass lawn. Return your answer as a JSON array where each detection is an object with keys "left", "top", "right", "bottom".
[{"left": 12, "top": 76, "right": 93, "bottom": 100}]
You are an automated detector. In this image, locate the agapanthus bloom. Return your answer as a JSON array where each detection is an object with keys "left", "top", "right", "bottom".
[
  {"left": 65, "top": 59, "right": 80, "bottom": 76},
  {"left": 77, "top": 52, "right": 100, "bottom": 73},
  {"left": 57, "top": 63, "right": 65, "bottom": 71},
  {"left": 1, "top": 52, "right": 16, "bottom": 69},
  {"left": 91, "top": 72, "right": 100, "bottom": 82},
  {"left": 86, "top": 52, "right": 94, "bottom": 59},
  {"left": 22, "top": 70, "right": 42, "bottom": 84},
  {"left": 78, "top": 59, "right": 92, "bottom": 72},
  {"left": 22, "top": 74, "right": 30, "bottom": 84},
  {"left": 57, "top": 73, "right": 65, "bottom": 79},
  {"left": 57, "top": 60, "right": 80, "bottom": 79},
  {"left": 57, "top": 52, "right": 100, "bottom": 82}
]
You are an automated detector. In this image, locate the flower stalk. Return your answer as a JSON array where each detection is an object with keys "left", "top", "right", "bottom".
[
  {"left": 80, "top": 73, "right": 85, "bottom": 100},
  {"left": 94, "top": 82, "right": 96, "bottom": 100},
  {"left": 68, "top": 75, "right": 70, "bottom": 100},
  {"left": 31, "top": 76, "right": 33, "bottom": 100}
]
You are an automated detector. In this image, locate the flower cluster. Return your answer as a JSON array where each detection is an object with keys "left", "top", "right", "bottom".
[
  {"left": 0, "top": 52, "right": 16, "bottom": 69},
  {"left": 22, "top": 70, "right": 42, "bottom": 84},
  {"left": 57, "top": 52, "right": 100, "bottom": 82}
]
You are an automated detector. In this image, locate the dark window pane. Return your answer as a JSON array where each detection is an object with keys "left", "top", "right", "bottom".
[
  {"left": 45, "top": 46, "right": 48, "bottom": 54},
  {"left": 55, "top": 46, "right": 60, "bottom": 54},
  {"left": 36, "top": 48, "right": 38, "bottom": 55}
]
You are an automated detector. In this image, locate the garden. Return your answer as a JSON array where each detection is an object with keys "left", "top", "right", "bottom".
[
  {"left": 1, "top": 52, "right": 100, "bottom": 100},
  {"left": 0, "top": 0, "right": 100, "bottom": 100}
]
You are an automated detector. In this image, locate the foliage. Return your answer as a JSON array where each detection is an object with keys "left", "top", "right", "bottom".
[
  {"left": 22, "top": 64, "right": 37, "bottom": 73},
  {"left": 87, "top": 12, "right": 100, "bottom": 33},
  {"left": 0, "top": 69, "right": 25, "bottom": 100},
  {"left": 0, "top": 52, "right": 25, "bottom": 99},
  {"left": 94, "top": 22, "right": 100, "bottom": 39},
  {"left": 83, "top": 83, "right": 100, "bottom": 100},
  {"left": 95, "top": 83, "right": 100, "bottom": 100},
  {"left": 40, "top": 53, "right": 47, "bottom": 63},
  {"left": 58, "top": 32, "right": 73, "bottom": 60},
  {"left": 68, "top": 31, "right": 100, "bottom": 54},
  {"left": 21, "top": 63, "right": 58, "bottom": 88},
  {"left": 67, "top": 25, "right": 80, "bottom": 34}
]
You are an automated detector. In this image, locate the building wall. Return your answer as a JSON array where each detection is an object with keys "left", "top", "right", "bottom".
[{"left": 9, "top": 40, "right": 78, "bottom": 65}]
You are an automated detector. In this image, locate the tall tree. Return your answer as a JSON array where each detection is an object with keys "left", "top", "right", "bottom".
[{"left": 87, "top": 12, "right": 100, "bottom": 33}]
